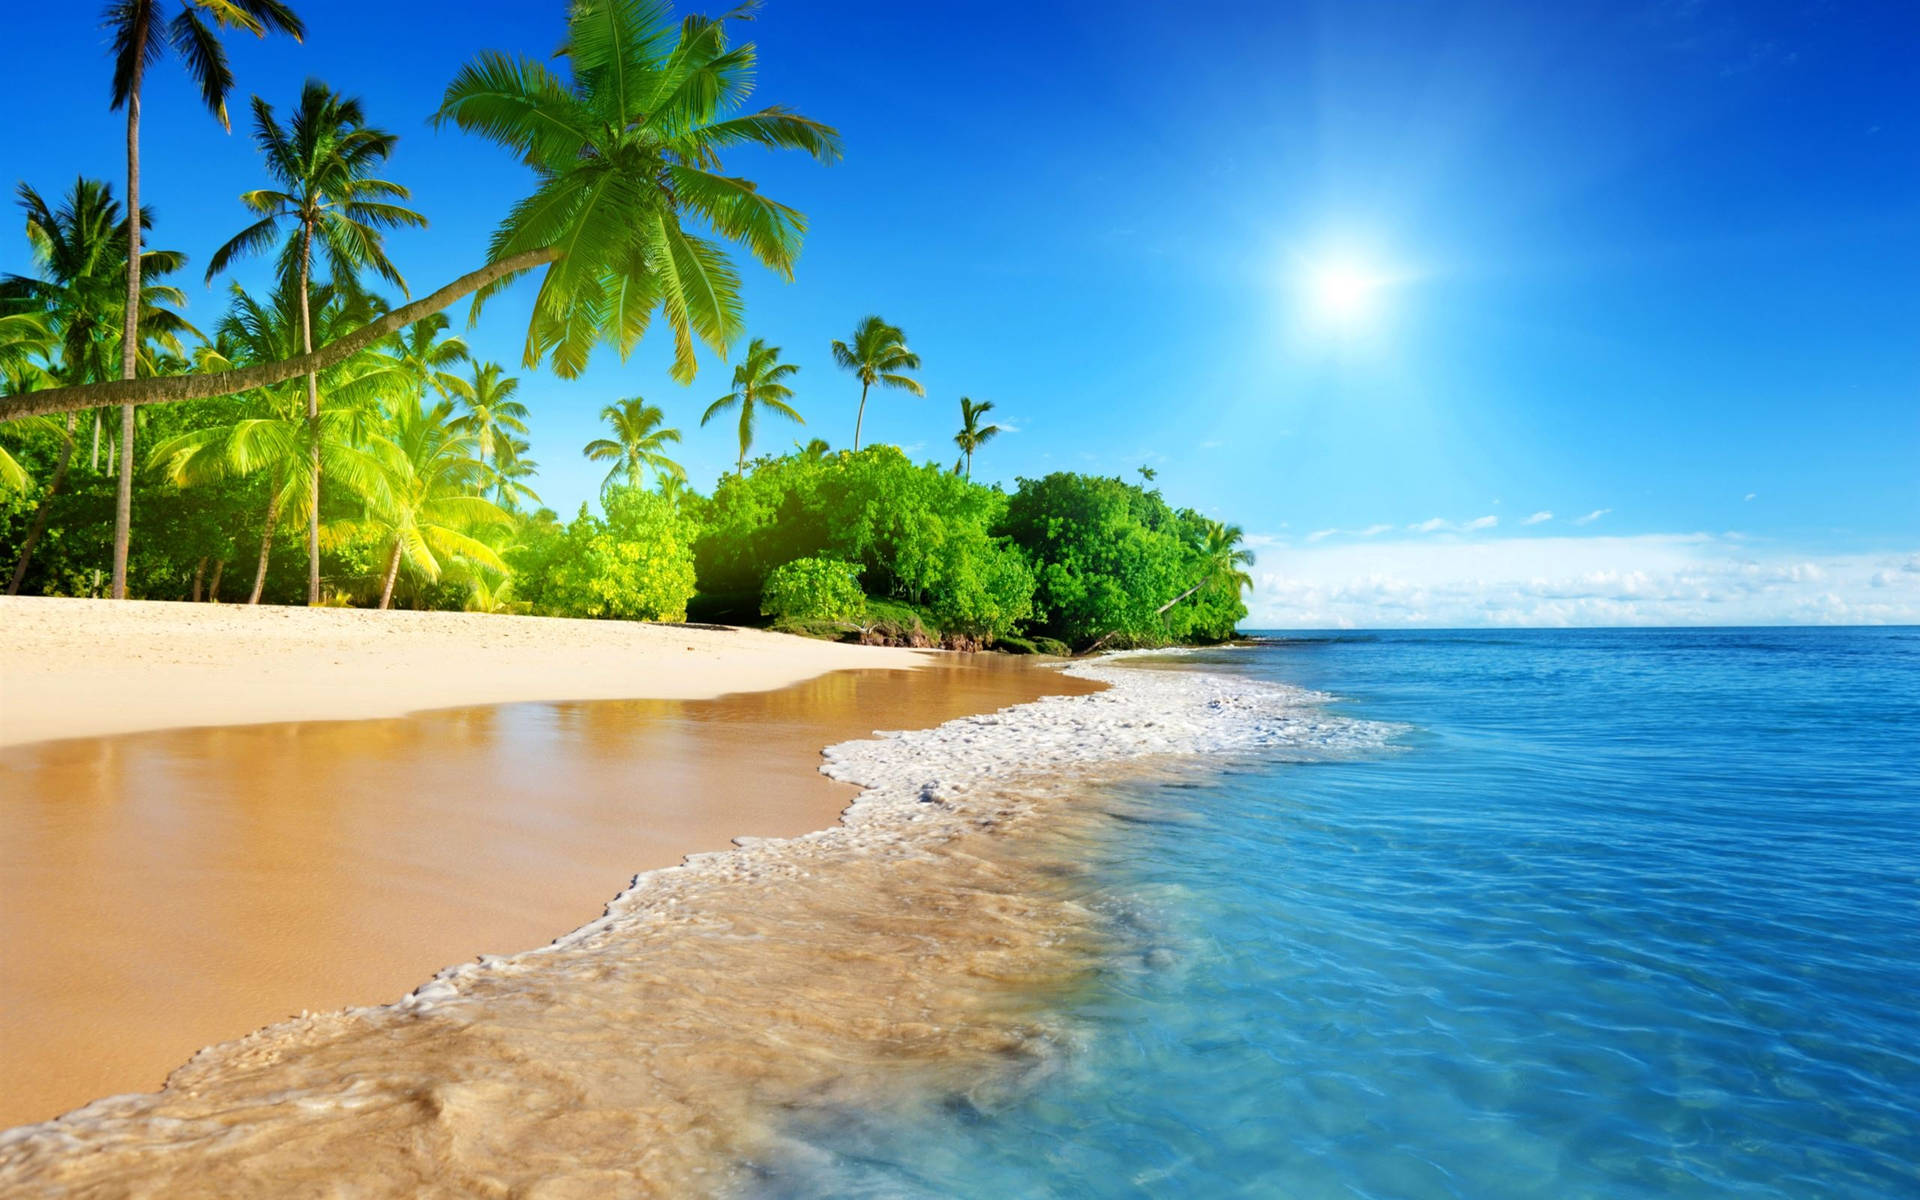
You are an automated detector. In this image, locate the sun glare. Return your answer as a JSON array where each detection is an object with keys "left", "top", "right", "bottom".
[{"left": 1306, "top": 261, "right": 1385, "bottom": 326}]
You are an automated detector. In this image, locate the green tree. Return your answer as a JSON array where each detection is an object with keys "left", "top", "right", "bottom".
[
  {"left": 1158, "top": 519, "right": 1255, "bottom": 615},
  {"left": 206, "top": 79, "right": 426, "bottom": 605},
  {"left": 490, "top": 433, "right": 542, "bottom": 513},
  {"left": 449, "top": 361, "right": 526, "bottom": 467},
  {"left": 521, "top": 489, "right": 697, "bottom": 621},
  {"left": 105, "top": 0, "right": 305, "bottom": 598},
  {"left": 952, "top": 396, "right": 1001, "bottom": 480},
  {"left": 147, "top": 281, "right": 389, "bottom": 603},
  {"left": 830, "top": 314, "right": 922, "bottom": 451},
  {"left": 2, "top": 179, "right": 192, "bottom": 594},
  {"left": 584, "top": 396, "right": 682, "bottom": 496},
  {"left": 382, "top": 313, "right": 471, "bottom": 404},
  {"left": 4, "top": 2, "right": 838, "bottom": 424},
  {"left": 702, "top": 337, "right": 801, "bottom": 474},
  {"left": 341, "top": 393, "right": 510, "bottom": 610}
]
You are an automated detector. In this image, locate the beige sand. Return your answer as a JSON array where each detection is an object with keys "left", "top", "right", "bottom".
[{"left": 0, "top": 596, "right": 923, "bottom": 747}]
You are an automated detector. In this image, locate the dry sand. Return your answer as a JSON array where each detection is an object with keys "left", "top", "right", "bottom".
[{"left": 0, "top": 596, "right": 924, "bottom": 747}]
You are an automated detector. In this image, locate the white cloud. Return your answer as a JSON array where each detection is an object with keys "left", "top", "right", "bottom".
[
  {"left": 1744, "top": 493, "right": 1756, "bottom": 501},
  {"left": 1462, "top": 515, "right": 1499, "bottom": 531},
  {"left": 1308, "top": 529, "right": 1338, "bottom": 543},
  {"left": 1308, "top": 523, "right": 1396, "bottom": 543},
  {"left": 1523, "top": 511, "right": 1553, "bottom": 525},
  {"left": 1246, "top": 535, "right": 1920, "bottom": 628},
  {"left": 1573, "top": 508, "right": 1612, "bottom": 525},
  {"left": 1409, "top": 517, "right": 1448, "bottom": 533}
]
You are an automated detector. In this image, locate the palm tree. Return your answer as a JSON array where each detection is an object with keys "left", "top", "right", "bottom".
[
  {"left": 2, "top": 179, "right": 192, "bottom": 594},
  {"left": 5, "top": 4, "right": 838, "bottom": 426},
  {"left": 148, "top": 280, "right": 388, "bottom": 603},
  {"left": 830, "top": 315, "right": 922, "bottom": 451},
  {"left": 952, "top": 396, "right": 1002, "bottom": 480},
  {"left": 702, "top": 338, "right": 802, "bottom": 475},
  {"left": 345, "top": 393, "right": 511, "bottom": 609},
  {"left": 489, "top": 434, "right": 542, "bottom": 513},
  {"left": 0, "top": 314, "right": 57, "bottom": 493},
  {"left": 104, "top": 0, "right": 304, "bottom": 598},
  {"left": 585, "top": 397, "right": 682, "bottom": 495},
  {"left": 382, "top": 312, "right": 470, "bottom": 403},
  {"left": 450, "top": 361, "right": 527, "bottom": 466},
  {"left": 1157, "top": 521, "right": 1256, "bottom": 615},
  {"left": 206, "top": 80, "right": 426, "bottom": 605}
]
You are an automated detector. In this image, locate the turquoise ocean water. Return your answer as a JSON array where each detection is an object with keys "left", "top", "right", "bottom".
[{"left": 770, "top": 628, "right": 1920, "bottom": 1198}]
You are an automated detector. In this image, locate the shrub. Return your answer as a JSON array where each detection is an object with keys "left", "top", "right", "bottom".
[
  {"left": 761, "top": 556, "right": 866, "bottom": 625},
  {"left": 525, "top": 489, "right": 697, "bottom": 621}
]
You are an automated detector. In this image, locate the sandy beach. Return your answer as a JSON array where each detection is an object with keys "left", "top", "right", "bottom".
[{"left": 0, "top": 596, "right": 926, "bottom": 747}]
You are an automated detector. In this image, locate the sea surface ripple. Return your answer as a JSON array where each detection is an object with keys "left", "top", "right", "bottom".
[{"left": 772, "top": 627, "right": 1920, "bottom": 1199}]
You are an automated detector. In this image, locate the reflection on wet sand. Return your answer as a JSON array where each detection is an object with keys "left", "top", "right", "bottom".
[{"left": 0, "top": 656, "right": 1098, "bottom": 1131}]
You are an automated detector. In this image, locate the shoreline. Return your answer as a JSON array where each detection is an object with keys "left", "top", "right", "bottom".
[
  {"left": 0, "top": 596, "right": 927, "bottom": 748},
  {"left": 0, "top": 653, "right": 1383, "bottom": 1194},
  {"left": 0, "top": 651, "right": 1098, "bottom": 1131}
]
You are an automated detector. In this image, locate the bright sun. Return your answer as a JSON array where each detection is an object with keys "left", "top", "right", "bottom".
[{"left": 1306, "top": 261, "right": 1384, "bottom": 325}]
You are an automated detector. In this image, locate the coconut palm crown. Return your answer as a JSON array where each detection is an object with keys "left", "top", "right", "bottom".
[{"left": 435, "top": 0, "right": 842, "bottom": 382}]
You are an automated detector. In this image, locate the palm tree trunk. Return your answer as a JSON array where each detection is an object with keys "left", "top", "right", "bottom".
[
  {"left": 0, "top": 247, "right": 561, "bottom": 422},
  {"left": 298, "top": 222, "right": 321, "bottom": 607},
  {"left": 191, "top": 557, "right": 206, "bottom": 602},
  {"left": 8, "top": 412, "right": 76, "bottom": 594},
  {"left": 378, "top": 537, "right": 403, "bottom": 610},
  {"left": 112, "top": 83, "right": 143, "bottom": 601},
  {"left": 91, "top": 413, "right": 100, "bottom": 471},
  {"left": 965, "top": 449, "right": 973, "bottom": 480},
  {"left": 207, "top": 558, "right": 224, "bottom": 603},
  {"left": 248, "top": 483, "right": 286, "bottom": 605},
  {"left": 852, "top": 380, "right": 870, "bottom": 451},
  {"left": 1156, "top": 580, "right": 1206, "bottom": 616}
]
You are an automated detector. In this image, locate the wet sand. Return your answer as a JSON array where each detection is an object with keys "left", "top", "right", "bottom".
[{"left": 0, "top": 656, "right": 1099, "bottom": 1130}]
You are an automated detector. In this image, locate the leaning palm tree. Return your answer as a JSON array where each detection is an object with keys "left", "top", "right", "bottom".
[
  {"left": 703, "top": 338, "right": 802, "bottom": 475},
  {"left": 585, "top": 396, "right": 682, "bottom": 495},
  {"left": 344, "top": 393, "right": 511, "bottom": 610},
  {"left": 449, "top": 361, "right": 527, "bottom": 466},
  {"left": 952, "top": 396, "right": 1001, "bottom": 480},
  {"left": 104, "top": 0, "right": 304, "bottom": 597},
  {"left": 206, "top": 80, "right": 426, "bottom": 605},
  {"left": 4, "top": 3, "right": 839, "bottom": 428},
  {"left": 1157, "top": 521, "right": 1256, "bottom": 615},
  {"left": 2, "top": 179, "right": 192, "bottom": 594},
  {"left": 830, "top": 315, "right": 922, "bottom": 451}
]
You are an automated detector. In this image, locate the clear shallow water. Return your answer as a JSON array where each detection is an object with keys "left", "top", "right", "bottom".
[{"left": 775, "top": 628, "right": 1920, "bottom": 1198}]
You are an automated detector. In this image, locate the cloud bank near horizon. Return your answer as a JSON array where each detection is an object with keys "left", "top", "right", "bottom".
[{"left": 1245, "top": 534, "right": 1920, "bottom": 628}]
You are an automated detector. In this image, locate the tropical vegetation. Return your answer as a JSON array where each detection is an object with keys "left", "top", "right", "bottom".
[{"left": 0, "top": 0, "right": 1254, "bottom": 650}]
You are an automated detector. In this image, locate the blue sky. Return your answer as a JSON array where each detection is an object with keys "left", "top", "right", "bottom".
[{"left": 2, "top": 0, "right": 1915, "bottom": 625}]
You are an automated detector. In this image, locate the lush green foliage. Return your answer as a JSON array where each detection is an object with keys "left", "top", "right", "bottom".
[
  {"left": 513, "top": 487, "right": 696, "bottom": 621},
  {"left": 696, "top": 445, "right": 1034, "bottom": 643},
  {"left": 435, "top": 0, "right": 841, "bottom": 381},
  {"left": 1001, "top": 472, "right": 1248, "bottom": 646},
  {"left": 0, "top": 3, "right": 1255, "bottom": 644},
  {"left": 760, "top": 556, "right": 865, "bottom": 626}
]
